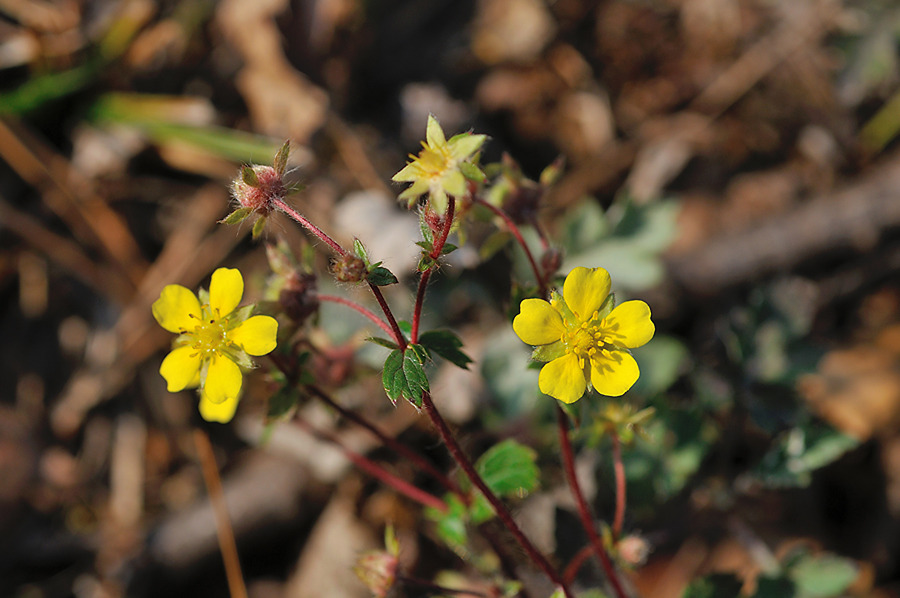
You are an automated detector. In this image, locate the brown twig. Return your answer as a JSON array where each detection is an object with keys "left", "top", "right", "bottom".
[{"left": 193, "top": 429, "right": 248, "bottom": 598}]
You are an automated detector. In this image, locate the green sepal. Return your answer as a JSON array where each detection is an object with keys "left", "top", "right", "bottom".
[
  {"left": 532, "top": 340, "right": 565, "bottom": 363},
  {"left": 366, "top": 336, "right": 400, "bottom": 350},
  {"left": 460, "top": 160, "right": 486, "bottom": 183},
  {"left": 353, "top": 238, "right": 371, "bottom": 266},
  {"left": 241, "top": 165, "right": 260, "bottom": 187},
  {"left": 367, "top": 266, "right": 398, "bottom": 286},
  {"left": 418, "top": 330, "right": 473, "bottom": 369},
  {"left": 539, "top": 156, "right": 565, "bottom": 187},
  {"left": 221, "top": 206, "right": 254, "bottom": 225},
  {"left": 252, "top": 216, "right": 267, "bottom": 239},
  {"left": 273, "top": 140, "right": 290, "bottom": 175},
  {"left": 226, "top": 304, "right": 255, "bottom": 326},
  {"left": 419, "top": 213, "right": 434, "bottom": 244}
]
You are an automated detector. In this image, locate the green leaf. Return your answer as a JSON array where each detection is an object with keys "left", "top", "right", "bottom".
[
  {"left": 267, "top": 387, "right": 301, "bottom": 420},
  {"left": 365, "top": 337, "right": 399, "bottom": 350},
  {"left": 381, "top": 349, "right": 430, "bottom": 408},
  {"left": 425, "top": 494, "right": 469, "bottom": 552},
  {"left": 789, "top": 552, "right": 857, "bottom": 597},
  {"left": 682, "top": 574, "right": 744, "bottom": 598},
  {"left": 417, "top": 254, "right": 436, "bottom": 272},
  {"left": 753, "top": 422, "right": 860, "bottom": 488},
  {"left": 241, "top": 165, "right": 260, "bottom": 187},
  {"left": 419, "top": 330, "right": 473, "bottom": 369},
  {"left": 441, "top": 243, "right": 458, "bottom": 255},
  {"left": 408, "top": 343, "right": 429, "bottom": 364},
  {"left": 750, "top": 577, "right": 795, "bottom": 598},
  {"left": 367, "top": 266, "right": 398, "bottom": 286},
  {"left": 221, "top": 206, "right": 254, "bottom": 224},
  {"left": 475, "top": 439, "right": 539, "bottom": 498},
  {"left": 273, "top": 140, "right": 291, "bottom": 175}
]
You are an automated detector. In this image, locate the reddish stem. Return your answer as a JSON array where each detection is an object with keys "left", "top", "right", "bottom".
[
  {"left": 293, "top": 416, "right": 448, "bottom": 513},
  {"left": 306, "top": 384, "right": 463, "bottom": 497},
  {"left": 563, "top": 544, "right": 595, "bottom": 586},
  {"left": 273, "top": 198, "right": 346, "bottom": 256},
  {"left": 422, "top": 391, "right": 573, "bottom": 598},
  {"left": 474, "top": 197, "right": 545, "bottom": 296},
  {"left": 367, "top": 281, "right": 407, "bottom": 350},
  {"left": 612, "top": 431, "right": 626, "bottom": 541},
  {"left": 411, "top": 197, "right": 455, "bottom": 343},
  {"left": 556, "top": 405, "right": 628, "bottom": 598},
  {"left": 317, "top": 293, "right": 394, "bottom": 338}
]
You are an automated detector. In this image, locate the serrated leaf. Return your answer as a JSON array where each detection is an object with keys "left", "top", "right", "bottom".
[
  {"left": 366, "top": 336, "right": 399, "bottom": 350},
  {"left": 408, "top": 343, "right": 429, "bottom": 364},
  {"left": 475, "top": 439, "right": 539, "bottom": 498},
  {"left": 381, "top": 348, "right": 429, "bottom": 408},
  {"left": 419, "top": 330, "right": 473, "bottom": 369},
  {"left": 221, "top": 206, "right": 253, "bottom": 224},
  {"left": 241, "top": 165, "right": 260, "bottom": 187},
  {"left": 353, "top": 238, "right": 370, "bottom": 266},
  {"left": 251, "top": 215, "right": 267, "bottom": 239},
  {"left": 273, "top": 140, "right": 290, "bottom": 175},
  {"left": 367, "top": 266, "right": 398, "bottom": 286}
]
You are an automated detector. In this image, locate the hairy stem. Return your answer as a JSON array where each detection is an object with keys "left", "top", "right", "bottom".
[
  {"left": 273, "top": 198, "right": 346, "bottom": 256},
  {"left": 293, "top": 416, "right": 448, "bottom": 512},
  {"left": 412, "top": 197, "right": 455, "bottom": 343},
  {"left": 612, "top": 431, "right": 626, "bottom": 541},
  {"left": 422, "top": 391, "right": 573, "bottom": 597},
  {"left": 317, "top": 293, "right": 395, "bottom": 338},
  {"left": 367, "top": 281, "right": 407, "bottom": 349},
  {"left": 556, "top": 406, "right": 628, "bottom": 598}
]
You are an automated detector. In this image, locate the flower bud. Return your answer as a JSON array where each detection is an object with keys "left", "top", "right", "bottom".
[
  {"left": 617, "top": 534, "right": 650, "bottom": 567},
  {"left": 279, "top": 272, "right": 319, "bottom": 324},
  {"left": 353, "top": 549, "right": 398, "bottom": 598},
  {"left": 231, "top": 165, "right": 285, "bottom": 217},
  {"left": 332, "top": 254, "right": 367, "bottom": 283}
]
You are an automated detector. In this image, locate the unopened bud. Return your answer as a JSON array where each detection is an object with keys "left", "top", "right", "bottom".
[
  {"left": 231, "top": 165, "right": 285, "bottom": 217},
  {"left": 279, "top": 272, "right": 319, "bottom": 324},
  {"left": 541, "top": 247, "right": 563, "bottom": 278},
  {"left": 353, "top": 550, "right": 398, "bottom": 598},
  {"left": 332, "top": 254, "right": 367, "bottom": 283},
  {"left": 617, "top": 534, "right": 650, "bottom": 567}
]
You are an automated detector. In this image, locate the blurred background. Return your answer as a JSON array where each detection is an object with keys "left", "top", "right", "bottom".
[{"left": 2, "top": 0, "right": 900, "bottom": 596}]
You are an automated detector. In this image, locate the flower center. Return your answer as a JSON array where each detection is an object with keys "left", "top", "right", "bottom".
[
  {"left": 187, "top": 306, "right": 229, "bottom": 358},
  {"left": 416, "top": 146, "right": 453, "bottom": 180},
  {"left": 561, "top": 310, "right": 612, "bottom": 367}
]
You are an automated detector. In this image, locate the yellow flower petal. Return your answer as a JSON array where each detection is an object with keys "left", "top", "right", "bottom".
[
  {"left": 209, "top": 268, "right": 243, "bottom": 317},
  {"left": 563, "top": 267, "right": 611, "bottom": 321},
  {"left": 152, "top": 285, "right": 201, "bottom": 333},
  {"left": 513, "top": 298, "right": 566, "bottom": 345},
  {"left": 590, "top": 350, "right": 639, "bottom": 397},
  {"left": 539, "top": 354, "right": 587, "bottom": 404},
  {"left": 202, "top": 355, "right": 243, "bottom": 405},
  {"left": 442, "top": 169, "right": 467, "bottom": 198},
  {"left": 199, "top": 392, "right": 240, "bottom": 423},
  {"left": 425, "top": 114, "right": 446, "bottom": 148},
  {"left": 601, "top": 300, "right": 655, "bottom": 348},
  {"left": 159, "top": 345, "right": 202, "bottom": 392},
  {"left": 231, "top": 315, "right": 278, "bottom": 356},
  {"left": 449, "top": 133, "right": 486, "bottom": 162}
]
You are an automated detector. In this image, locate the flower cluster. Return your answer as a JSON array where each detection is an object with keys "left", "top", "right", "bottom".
[
  {"left": 513, "top": 267, "right": 654, "bottom": 403},
  {"left": 392, "top": 114, "right": 486, "bottom": 215},
  {"left": 152, "top": 268, "right": 278, "bottom": 422}
]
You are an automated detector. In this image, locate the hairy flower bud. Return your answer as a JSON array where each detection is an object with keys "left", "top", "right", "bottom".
[
  {"left": 353, "top": 549, "right": 398, "bottom": 598},
  {"left": 231, "top": 165, "right": 285, "bottom": 217},
  {"left": 279, "top": 272, "right": 319, "bottom": 324},
  {"left": 332, "top": 254, "right": 367, "bottom": 283}
]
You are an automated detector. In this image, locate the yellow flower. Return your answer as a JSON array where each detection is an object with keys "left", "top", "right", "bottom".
[
  {"left": 513, "top": 267, "right": 654, "bottom": 404},
  {"left": 152, "top": 268, "right": 278, "bottom": 423},
  {"left": 392, "top": 114, "right": 486, "bottom": 215}
]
